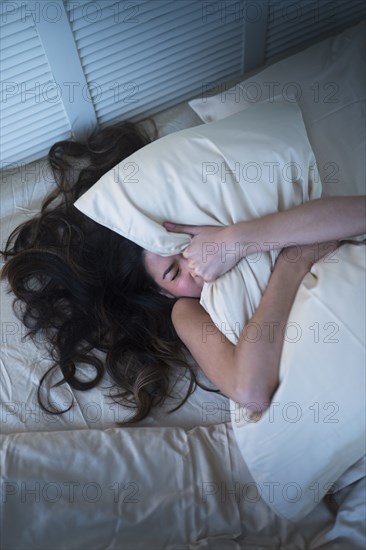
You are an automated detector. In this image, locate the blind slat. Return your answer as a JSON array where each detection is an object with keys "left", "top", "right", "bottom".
[{"left": 265, "top": 0, "right": 365, "bottom": 61}]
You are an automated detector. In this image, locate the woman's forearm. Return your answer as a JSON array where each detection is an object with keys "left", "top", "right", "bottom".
[
  {"left": 231, "top": 252, "right": 309, "bottom": 409},
  {"left": 230, "top": 196, "right": 366, "bottom": 256}
]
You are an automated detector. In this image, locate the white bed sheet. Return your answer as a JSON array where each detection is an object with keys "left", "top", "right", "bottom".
[{"left": 2, "top": 425, "right": 366, "bottom": 550}]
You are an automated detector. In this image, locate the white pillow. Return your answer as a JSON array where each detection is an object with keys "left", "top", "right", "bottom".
[
  {"left": 188, "top": 20, "right": 366, "bottom": 199},
  {"left": 74, "top": 97, "right": 319, "bottom": 253},
  {"left": 188, "top": 21, "right": 365, "bottom": 126}
]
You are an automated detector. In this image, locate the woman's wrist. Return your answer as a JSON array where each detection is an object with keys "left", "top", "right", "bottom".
[
  {"left": 226, "top": 219, "right": 280, "bottom": 259},
  {"left": 276, "top": 248, "right": 312, "bottom": 277},
  {"left": 278, "top": 241, "right": 340, "bottom": 274},
  {"left": 223, "top": 221, "right": 256, "bottom": 261}
]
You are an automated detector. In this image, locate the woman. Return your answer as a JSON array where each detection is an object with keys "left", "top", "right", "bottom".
[{"left": 2, "top": 121, "right": 365, "bottom": 424}]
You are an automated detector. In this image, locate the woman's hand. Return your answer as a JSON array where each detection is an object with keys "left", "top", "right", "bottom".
[
  {"left": 164, "top": 222, "right": 242, "bottom": 282},
  {"left": 165, "top": 217, "right": 341, "bottom": 282}
]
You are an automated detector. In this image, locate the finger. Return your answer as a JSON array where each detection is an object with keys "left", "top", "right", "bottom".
[
  {"left": 163, "top": 222, "right": 199, "bottom": 236},
  {"left": 188, "top": 264, "right": 201, "bottom": 279}
]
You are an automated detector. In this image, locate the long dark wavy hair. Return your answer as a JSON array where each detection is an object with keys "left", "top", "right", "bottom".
[{"left": 1, "top": 120, "right": 215, "bottom": 425}]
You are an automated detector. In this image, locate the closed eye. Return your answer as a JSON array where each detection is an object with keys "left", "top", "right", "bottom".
[{"left": 162, "top": 262, "right": 175, "bottom": 280}]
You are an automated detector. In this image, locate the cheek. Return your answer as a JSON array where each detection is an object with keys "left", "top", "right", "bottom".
[{"left": 175, "top": 275, "right": 202, "bottom": 298}]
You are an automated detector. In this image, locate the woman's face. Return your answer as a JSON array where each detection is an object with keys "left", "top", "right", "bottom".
[{"left": 143, "top": 251, "right": 204, "bottom": 298}]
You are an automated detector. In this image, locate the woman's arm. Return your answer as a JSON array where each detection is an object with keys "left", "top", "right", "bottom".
[
  {"left": 165, "top": 195, "right": 365, "bottom": 281},
  {"left": 229, "top": 195, "right": 366, "bottom": 255},
  {"left": 172, "top": 243, "right": 335, "bottom": 411}
]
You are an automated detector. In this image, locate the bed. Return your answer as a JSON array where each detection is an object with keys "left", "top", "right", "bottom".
[{"left": 1, "top": 19, "right": 365, "bottom": 550}]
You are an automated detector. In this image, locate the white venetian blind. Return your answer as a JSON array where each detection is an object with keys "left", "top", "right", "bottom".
[
  {"left": 65, "top": 0, "right": 246, "bottom": 126},
  {"left": 1, "top": 0, "right": 248, "bottom": 165},
  {"left": 1, "top": 0, "right": 365, "bottom": 165},
  {"left": 264, "top": 0, "right": 366, "bottom": 62},
  {"left": 0, "top": 5, "right": 71, "bottom": 165}
]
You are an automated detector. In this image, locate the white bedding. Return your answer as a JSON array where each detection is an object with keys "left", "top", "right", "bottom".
[
  {"left": 74, "top": 20, "right": 366, "bottom": 522},
  {"left": 1, "top": 20, "right": 365, "bottom": 550}
]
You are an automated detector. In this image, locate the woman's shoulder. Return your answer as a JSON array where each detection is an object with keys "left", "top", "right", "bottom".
[
  {"left": 171, "top": 297, "right": 209, "bottom": 333},
  {"left": 172, "top": 296, "right": 204, "bottom": 317}
]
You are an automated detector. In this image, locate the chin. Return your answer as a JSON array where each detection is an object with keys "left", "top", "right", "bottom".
[{"left": 187, "top": 288, "right": 203, "bottom": 299}]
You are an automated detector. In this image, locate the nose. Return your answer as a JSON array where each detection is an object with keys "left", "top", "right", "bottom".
[{"left": 180, "top": 256, "right": 198, "bottom": 278}]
